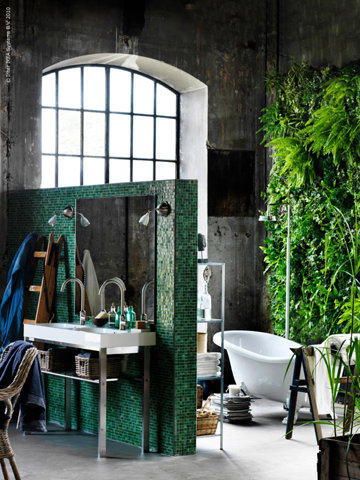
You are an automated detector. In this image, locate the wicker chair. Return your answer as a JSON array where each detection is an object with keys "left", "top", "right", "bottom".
[{"left": 0, "top": 343, "right": 38, "bottom": 480}]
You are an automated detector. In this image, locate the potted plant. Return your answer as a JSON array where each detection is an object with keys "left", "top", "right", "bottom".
[{"left": 314, "top": 205, "right": 360, "bottom": 480}]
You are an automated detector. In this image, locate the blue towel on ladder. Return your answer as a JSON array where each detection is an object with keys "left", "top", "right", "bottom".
[
  {"left": 0, "top": 340, "right": 46, "bottom": 432},
  {"left": 0, "top": 233, "right": 38, "bottom": 351}
]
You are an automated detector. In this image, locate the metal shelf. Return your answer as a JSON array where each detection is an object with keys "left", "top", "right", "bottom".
[
  {"left": 197, "top": 261, "right": 225, "bottom": 450},
  {"left": 197, "top": 318, "right": 222, "bottom": 323},
  {"left": 41, "top": 370, "right": 120, "bottom": 384}
]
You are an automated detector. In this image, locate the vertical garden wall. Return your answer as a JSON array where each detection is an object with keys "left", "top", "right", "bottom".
[{"left": 260, "top": 62, "right": 360, "bottom": 344}]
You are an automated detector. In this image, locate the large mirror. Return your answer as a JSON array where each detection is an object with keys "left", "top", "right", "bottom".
[{"left": 75, "top": 195, "right": 156, "bottom": 322}]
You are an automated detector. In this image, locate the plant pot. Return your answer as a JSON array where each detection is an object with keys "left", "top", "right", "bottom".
[{"left": 318, "top": 434, "right": 360, "bottom": 479}]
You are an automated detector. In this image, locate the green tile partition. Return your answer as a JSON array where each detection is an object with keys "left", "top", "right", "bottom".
[{"left": 7, "top": 180, "right": 197, "bottom": 455}]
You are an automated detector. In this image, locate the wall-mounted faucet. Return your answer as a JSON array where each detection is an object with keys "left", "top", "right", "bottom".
[
  {"left": 98, "top": 277, "right": 126, "bottom": 324},
  {"left": 61, "top": 277, "right": 87, "bottom": 325},
  {"left": 141, "top": 280, "right": 154, "bottom": 321}
]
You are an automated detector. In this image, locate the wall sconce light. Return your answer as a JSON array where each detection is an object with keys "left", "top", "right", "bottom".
[
  {"left": 48, "top": 205, "right": 90, "bottom": 228},
  {"left": 139, "top": 201, "right": 172, "bottom": 227}
]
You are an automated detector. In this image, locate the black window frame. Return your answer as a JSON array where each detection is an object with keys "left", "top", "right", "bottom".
[{"left": 41, "top": 64, "right": 180, "bottom": 187}]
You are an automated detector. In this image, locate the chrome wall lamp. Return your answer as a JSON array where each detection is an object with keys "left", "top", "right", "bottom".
[
  {"left": 48, "top": 205, "right": 90, "bottom": 228},
  {"left": 139, "top": 201, "right": 171, "bottom": 227}
]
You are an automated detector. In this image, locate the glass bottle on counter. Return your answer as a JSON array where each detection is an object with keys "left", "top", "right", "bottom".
[
  {"left": 108, "top": 303, "right": 116, "bottom": 327},
  {"left": 115, "top": 306, "right": 121, "bottom": 329},
  {"left": 126, "top": 306, "right": 136, "bottom": 330}
]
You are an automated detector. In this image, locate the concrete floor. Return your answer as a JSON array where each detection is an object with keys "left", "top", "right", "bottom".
[{"left": 7, "top": 399, "right": 333, "bottom": 480}]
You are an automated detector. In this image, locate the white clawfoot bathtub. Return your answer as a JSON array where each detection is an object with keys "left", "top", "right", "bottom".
[{"left": 213, "top": 330, "right": 301, "bottom": 404}]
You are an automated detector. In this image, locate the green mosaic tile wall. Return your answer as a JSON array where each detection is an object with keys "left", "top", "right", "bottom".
[{"left": 7, "top": 180, "right": 197, "bottom": 455}]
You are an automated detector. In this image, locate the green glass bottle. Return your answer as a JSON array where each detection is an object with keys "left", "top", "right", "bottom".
[
  {"left": 115, "top": 306, "right": 121, "bottom": 329},
  {"left": 126, "top": 306, "right": 136, "bottom": 330}
]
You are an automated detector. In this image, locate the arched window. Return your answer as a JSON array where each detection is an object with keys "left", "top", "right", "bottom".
[{"left": 41, "top": 65, "right": 179, "bottom": 187}]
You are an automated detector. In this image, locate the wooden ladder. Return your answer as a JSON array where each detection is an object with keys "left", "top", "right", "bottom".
[
  {"left": 286, "top": 346, "right": 358, "bottom": 443},
  {"left": 285, "top": 347, "right": 322, "bottom": 443},
  {"left": 23, "top": 232, "right": 64, "bottom": 325}
]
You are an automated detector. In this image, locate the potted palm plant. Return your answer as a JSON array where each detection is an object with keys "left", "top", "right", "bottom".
[
  {"left": 315, "top": 205, "right": 360, "bottom": 480},
  {"left": 316, "top": 338, "right": 360, "bottom": 479}
]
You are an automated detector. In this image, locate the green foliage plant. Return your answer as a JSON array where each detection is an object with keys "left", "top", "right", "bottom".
[
  {"left": 259, "top": 61, "right": 360, "bottom": 344},
  {"left": 309, "top": 206, "right": 360, "bottom": 479}
]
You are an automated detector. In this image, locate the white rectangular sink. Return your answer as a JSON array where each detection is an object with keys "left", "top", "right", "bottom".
[{"left": 23, "top": 323, "right": 156, "bottom": 354}]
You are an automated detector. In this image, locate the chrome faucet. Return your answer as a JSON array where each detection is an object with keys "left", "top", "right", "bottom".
[
  {"left": 141, "top": 280, "right": 154, "bottom": 321},
  {"left": 60, "top": 277, "right": 87, "bottom": 325},
  {"left": 98, "top": 277, "right": 126, "bottom": 324}
]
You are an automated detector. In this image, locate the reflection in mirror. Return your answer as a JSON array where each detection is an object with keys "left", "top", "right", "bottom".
[{"left": 75, "top": 195, "right": 156, "bottom": 324}]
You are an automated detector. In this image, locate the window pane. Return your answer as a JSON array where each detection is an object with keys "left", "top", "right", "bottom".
[
  {"left": 133, "top": 75, "right": 154, "bottom": 114},
  {"left": 157, "top": 84, "right": 176, "bottom": 116},
  {"left": 58, "top": 156, "right": 80, "bottom": 187},
  {"left": 42, "top": 108, "right": 56, "bottom": 154},
  {"left": 156, "top": 118, "right": 176, "bottom": 160},
  {"left": 41, "top": 155, "right": 55, "bottom": 188},
  {"left": 84, "top": 67, "right": 106, "bottom": 111},
  {"left": 133, "top": 160, "right": 153, "bottom": 181},
  {"left": 83, "top": 112, "right": 105, "bottom": 156},
  {"left": 109, "top": 114, "right": 131, "bottom": 157},
  {"left": 42, "top": 73, "right": 56, "bottom": 107},
  {"left": 156, "top": 161, "right": 176, "bottom": 180},
  {"left": 133, "top": 116, "right": 153, "bottom": 158},
  {"left": 58, "top": 110, "right": 81, "bottom": 154},
  {"left": 58, "top": 68, "right": 81, "bottom": 108},
  {"left": 109, "top": 159, "right": 130, "bottom": 183},
  {"left": 110, "top": 69, "right": 131, "bottom": 112},
  {"left": 83, "top": 157, "right": 105, "bottom": 185}
]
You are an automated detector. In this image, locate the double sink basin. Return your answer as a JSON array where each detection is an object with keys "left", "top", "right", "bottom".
[{"left": 23, "top": 322, "right": 156, "bottom": 354}]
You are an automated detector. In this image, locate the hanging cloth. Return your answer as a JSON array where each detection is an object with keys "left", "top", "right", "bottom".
[
  {"left": 82, "top": 249, "right": 101, "bottom": 317},
  {"left": 0, "top": 233, "right": 38, "bottom": 350}
]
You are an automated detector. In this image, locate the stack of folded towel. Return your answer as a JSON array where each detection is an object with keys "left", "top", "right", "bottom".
[{"left": 197, "top": 352, "right": 221, "bottom": 378}]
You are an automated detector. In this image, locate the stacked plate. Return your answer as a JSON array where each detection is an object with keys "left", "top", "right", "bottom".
[
  {"left": 197, "top": 352, "right": 221, "bottom": 378},
  {"left": 211, "top": 393, "right": 253, "bottom": 423}
]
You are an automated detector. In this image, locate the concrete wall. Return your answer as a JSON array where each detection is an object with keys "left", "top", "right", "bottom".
[{"left": 2, "top": 0, "right": 360, "bottom": 345}]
